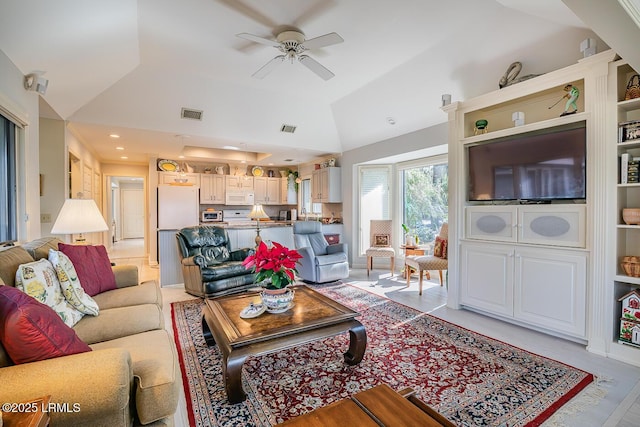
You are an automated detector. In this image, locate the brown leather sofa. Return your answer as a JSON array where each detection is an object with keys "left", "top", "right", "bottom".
[{"left": 176, "top": 225, "right": 256, "bottom": 298}]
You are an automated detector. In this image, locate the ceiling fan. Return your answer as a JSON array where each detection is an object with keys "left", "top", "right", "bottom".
[{"left": 237, "top": 30, "right": 344, "bottom": 80}]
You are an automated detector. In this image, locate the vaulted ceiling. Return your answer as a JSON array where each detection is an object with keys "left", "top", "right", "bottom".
[{"left": 1, "top": 0, "right": 638, "bottom": 166}]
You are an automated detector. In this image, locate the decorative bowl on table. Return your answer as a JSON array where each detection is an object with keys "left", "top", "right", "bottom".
[{"left": 622, "top": 208, "right": 640, "bottom": 225}]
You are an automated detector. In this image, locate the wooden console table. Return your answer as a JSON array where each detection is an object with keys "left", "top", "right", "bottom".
[{"left": 277, "top": 383, "right": 455, "bottom": 426}]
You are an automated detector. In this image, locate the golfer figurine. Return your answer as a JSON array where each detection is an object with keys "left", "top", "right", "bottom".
[{"left": 560, "top": 84, "right": 579, "bottom": 116}]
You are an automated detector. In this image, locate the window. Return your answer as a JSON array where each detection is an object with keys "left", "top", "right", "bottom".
[
  {"left": 358, "top": 166, "right": 391, "bottom": 255},
  {"left": 301, "top": 178, "right": 321, "bottom": 217},
  {"left": 0, "top": 114, "right": 18, "bottom": 243},
  {"left": 399, "top": 157, "right": 448, "bottom": 245}
]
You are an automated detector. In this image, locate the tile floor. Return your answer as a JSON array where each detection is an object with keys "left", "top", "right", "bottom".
[{"left": 108, "top": 239, "right": 640, "bottom": 427}]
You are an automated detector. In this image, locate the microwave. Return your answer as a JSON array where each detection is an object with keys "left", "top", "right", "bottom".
[{"left": 201, "top": 211, "right": 223, "bottom": 222}]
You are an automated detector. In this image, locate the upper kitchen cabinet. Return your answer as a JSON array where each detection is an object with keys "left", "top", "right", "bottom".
[{"left": 312, "top": 167, "right": 341, "bottom": 203}]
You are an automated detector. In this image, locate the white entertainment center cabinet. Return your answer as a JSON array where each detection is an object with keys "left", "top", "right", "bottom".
[{"left": 444, "top": 50, "right": 640, "bottom": 366}]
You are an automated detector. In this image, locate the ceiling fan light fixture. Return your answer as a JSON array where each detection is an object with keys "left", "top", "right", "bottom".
[{"left": 239, "top": 29, "right": 342, "bottom": 80}]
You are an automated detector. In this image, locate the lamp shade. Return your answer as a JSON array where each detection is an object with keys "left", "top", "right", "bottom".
[
  {"left": 51, "top": 199, "right": 109, "bottom": 235},
  {"left": 248, "top": 204, "right": 269, "bottom": 220}
]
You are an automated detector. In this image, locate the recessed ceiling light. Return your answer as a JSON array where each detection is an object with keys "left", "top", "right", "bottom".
[
  {"left": 222, "top": 145, "right": 239, "bottom": 150},
  {"left": 120, "top": 156, "right": 128, "bottom": 159},
  {"left": 109, "top": 134, "right": 120, "bottom": 138},
  {"left": 115, "top": 146, "right": 124, "bottom": 150},
  {"left": 178, "top": 155, "right": 185, "bottom": 159}
]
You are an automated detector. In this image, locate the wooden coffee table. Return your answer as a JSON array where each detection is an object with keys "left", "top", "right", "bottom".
[
  {"left": 201, "top": 285, "right": 367, "bottom": 403},
  {"left": 277, "top": 383, "right": 456, "bottom": 426}
]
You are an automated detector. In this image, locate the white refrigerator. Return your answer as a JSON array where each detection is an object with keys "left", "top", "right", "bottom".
[
  {"left": 157, "top": 185, "right": 199, "bottom": 286},
  {"left": 157, "top": 185, "right": 199, "bottom": 229}
]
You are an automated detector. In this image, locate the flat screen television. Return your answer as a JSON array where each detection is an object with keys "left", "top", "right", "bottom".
[{"left": 467, "top": 122, "right": 586, "bottom": 202}]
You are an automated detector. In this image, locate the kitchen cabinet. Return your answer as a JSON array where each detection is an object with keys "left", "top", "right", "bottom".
[
  {"left": 225, "top": 175, "right": 254, "bottom": 190},
  {"left": 158, "top": 171, "right": 200, "bottom": 186},
  {"left": 460, "top": 241, "right": 586, "bottom": 339},
  {"left": 227, "top": 228, "right": 257, "bottom": 250},
  {"left": 158, "top": 230, "right": 183, "bottom": 286},
  {"left": 253, "top": 177, "right": 281, "bottom": 205},
  {"left": 312, "top": 167, "right": 341, "bottom": 203},
  {"left": 261, "top": 226, "right": 294, "bottom": 248},
  {"left": 281, "top": 177, "right": 296, "bottom": 204},
  {"left": 200, "top": 174, "right": 225, "bottom": 204}
]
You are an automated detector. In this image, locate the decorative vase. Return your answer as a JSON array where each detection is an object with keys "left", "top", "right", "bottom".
[{"left": 260, "top": 287, "right": 295, "bottom": 313}]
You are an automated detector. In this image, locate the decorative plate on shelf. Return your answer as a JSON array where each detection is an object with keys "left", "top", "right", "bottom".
[
  {"left": 252, "top": 166, "right": 264, "bottom": 177},
  {"left": 158, "top": 159, "right": 179, "bottom": 172}
]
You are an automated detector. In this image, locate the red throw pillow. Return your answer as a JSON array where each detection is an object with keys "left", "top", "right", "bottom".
[
  {"left": 58, "top": 243, "right": 116, "bottom": 296},
  {"left": 434, "top": 237, "right": 448, "bottom": 259},
  {"left": 0, "top": 285, "right": 91, "bottom": 364}
]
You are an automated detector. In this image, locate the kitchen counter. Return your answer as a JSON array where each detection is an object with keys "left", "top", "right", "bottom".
[{"left": 200, "top": 221, "right": 294, "bottom": 229}]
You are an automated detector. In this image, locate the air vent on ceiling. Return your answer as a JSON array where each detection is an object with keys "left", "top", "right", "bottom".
[
  {"left": 181, "top": 108, "right": 203, "bottom": 121},
  {"left": 280, "top": 124, "right": 297, "bottom": 133}
]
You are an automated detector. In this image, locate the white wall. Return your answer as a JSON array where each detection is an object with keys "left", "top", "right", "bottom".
[
  {"left": 340, "top": 122, "right": 448, "bottom": 265},
  {"left": 0, "top": 49, "right": 41, "bottom": 241},
  {"left": 39, "top": 118, "right": 66, "bottom": 237}
]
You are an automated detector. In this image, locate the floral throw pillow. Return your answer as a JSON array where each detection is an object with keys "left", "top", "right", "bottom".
[
  {"left": 48, "top": 249, "right": 99, "bottom": 316},
  {"left": 434, "top": 237, "right": 448, "bottom": 259},
  {"left": 15, "top": 259, "right": 85, "bottom": 327}
]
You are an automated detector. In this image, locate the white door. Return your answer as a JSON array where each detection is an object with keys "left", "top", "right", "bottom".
[{"left": 121, "top": 188, "right": 144, "bottom": 238}]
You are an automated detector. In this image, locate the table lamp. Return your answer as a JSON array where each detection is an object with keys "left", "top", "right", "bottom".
[
  {"left": 248, "top": 204, "right": 269, "bottom": 246},
  {"left": 51, "top": 198, "right": 109, "bottom": 244}
]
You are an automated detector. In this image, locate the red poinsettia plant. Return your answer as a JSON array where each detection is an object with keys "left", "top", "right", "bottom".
[{"left": 242, "top": 241, "right": 302, "bottom": 289}]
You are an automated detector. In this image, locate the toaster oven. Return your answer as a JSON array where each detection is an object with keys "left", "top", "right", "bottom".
[{"left": 201, "top": 210, "right": 223, "bottom": 222}]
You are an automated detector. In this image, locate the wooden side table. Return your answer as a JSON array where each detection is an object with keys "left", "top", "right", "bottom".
[
  {"left": 2, "top": 395, "right": 51, "bottom": 427},
  {"left": 400, "top": 245, "right": 425, "bottom": 278}
]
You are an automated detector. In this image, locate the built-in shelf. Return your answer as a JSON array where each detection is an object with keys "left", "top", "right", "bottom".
[
  {"left": 615, "top": 275, "right": 640, "bottom": 285},
  {"left": 618, "top": 97, "right": 640, "bottom": 112},
  {"left": 619, "top": 340, "right": 640, "bottom": 349},
  {"left": 460, "top": 112, "right": 588, "bottom": 145}
]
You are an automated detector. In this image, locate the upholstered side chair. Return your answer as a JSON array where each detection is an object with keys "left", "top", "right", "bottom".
[
  {"left": 404, "top": 222, "right": 448, "bottom": 295},
  {"left": 365, "top": 219, "right": 395, "bottom": 276}
]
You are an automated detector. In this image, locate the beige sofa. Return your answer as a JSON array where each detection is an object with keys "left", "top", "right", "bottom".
[{"left": 0, "top": 237, "right": 181, "bottom": 426}]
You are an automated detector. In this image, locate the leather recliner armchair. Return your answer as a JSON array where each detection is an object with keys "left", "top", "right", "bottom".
[
  {"left": 176, "top": 226, "right": 256, "bottom": 298},
  {"left": 293, "top": 221, "right": 349, "bottom": 283}
]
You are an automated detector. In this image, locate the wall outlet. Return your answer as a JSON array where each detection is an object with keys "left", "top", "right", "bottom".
[{"left": 40, "top": 213, "right": 52, "bottom": 223}]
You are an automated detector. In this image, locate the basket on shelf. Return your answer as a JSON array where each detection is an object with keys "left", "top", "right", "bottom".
[
  {"left": 622, "top": 208, "right": 640, "bottom": 225},
  {"left": 624, "top": 74, "right": 640, "bottom": 100},
  {"left": 621, "top": 256, "right": 640, "bottom": 277}
]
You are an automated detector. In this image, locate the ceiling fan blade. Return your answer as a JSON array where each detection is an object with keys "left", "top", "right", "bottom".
[
  {"left": 252, "top": 55, "right": 285, "bottom": 79},
  {"left": 298, "top": 55, "right": 334, "bottom": 80},
  {"left": 237, "top": 33, "right": 281, "bottom": 48},
  {"left": 215, "top": 0, "right": 278, "bottom": 28},
  {"left": 301, "top": 32, "right": 344, "bottom": 50},
  {"left": 292, "top": 0, "right": 338, "bottom": 28}
]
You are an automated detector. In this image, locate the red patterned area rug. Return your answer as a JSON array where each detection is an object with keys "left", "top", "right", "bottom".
[{"left": 171, "top": 282, "right": 593, "bottom": 426}]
